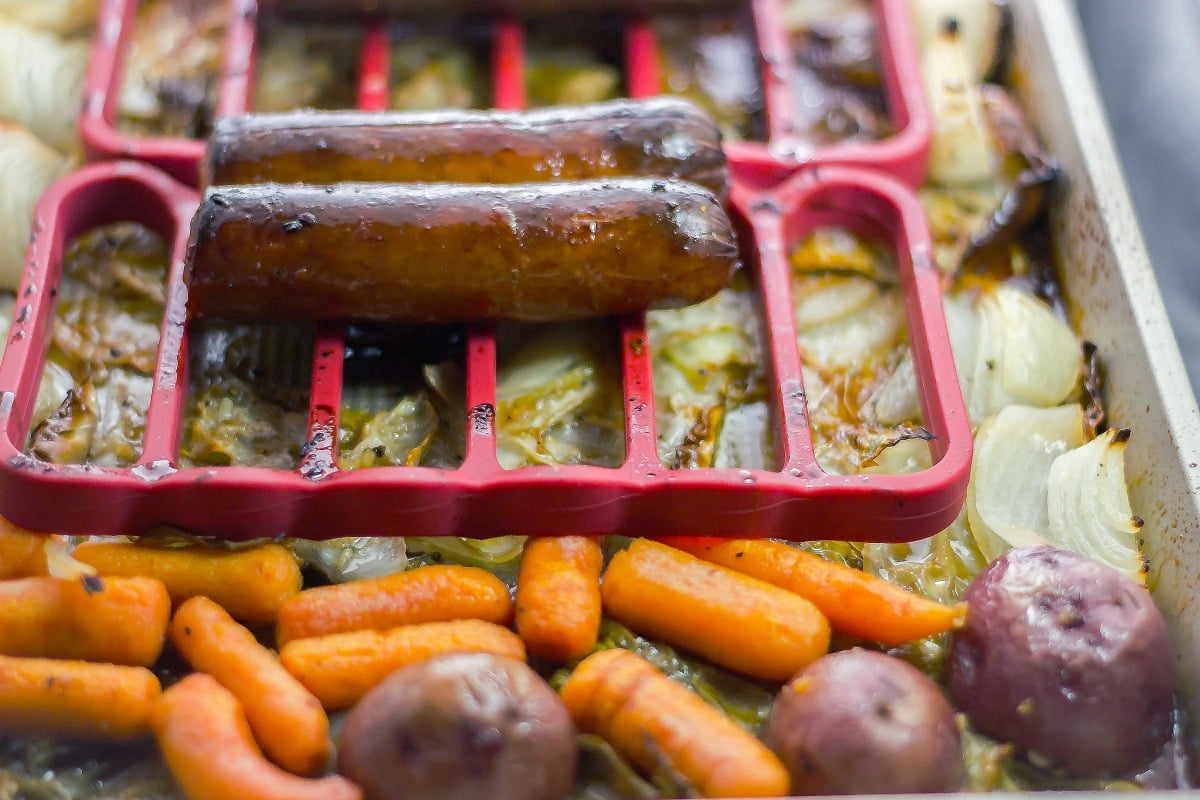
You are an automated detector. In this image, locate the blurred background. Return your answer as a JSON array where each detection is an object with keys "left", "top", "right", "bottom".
[{"left": 1075, "top": 0, "right": 1200, "bottom": 397}]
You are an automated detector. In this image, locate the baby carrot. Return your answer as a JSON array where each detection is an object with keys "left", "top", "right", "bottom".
[
  {"left": 515, "top": 535, "right": 603, "bottom": 663},
  {"left": 172, "top": 597, "right": 331, "bottom": 776},
  {"left": 154, "top": 673, "right": 362, "bottom": 800},
  {"left": 658, "top": 537, "right": 965, "bottom": 646},
  {"left": 280, "top": 619, "right": 526, "bottom": 711},
  {"left": 0, "top": 519, "right": 48, "bottom": 578},
  {"left": 0, "top": 654, "right": 161, "bottom": 741},
  {"left": 0, "top": 576, "right": 170, "bottom": 667},
  {"left": 601, "top": 539, "right": 830, "bottom": 682},
  {"left": 561, "top": 648, "right": 790, "bottom": 798},
  {"left": 276, "top": 564, "right": 512, "bottom": 646},
  {"left": 72, "top": 541, "right": 302, "bottom": 624}
]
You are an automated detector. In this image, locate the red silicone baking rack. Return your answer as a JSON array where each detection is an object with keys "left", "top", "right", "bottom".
[
  {"left": 81, "top": 0, "right": 929, "bottom": 189},
  {"left": 0, "top": 3, "right": 969, "bottom": 541}
]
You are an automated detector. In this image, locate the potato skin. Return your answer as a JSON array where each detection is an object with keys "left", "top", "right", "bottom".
[
  {"left": 948, "top": 546, "right": 1175, "bottom": 778},
  {"left": 337, "top": 653, "right": 576, "bottom": 800},
  {"left": 765, "top": 648, "right": 963, "bottom": 795},
  {"left": 205, "top": 99, "right": 727, "bottom": 197},
  {"left": 186, "top": 179, "right": 739, "bottom": 323}
]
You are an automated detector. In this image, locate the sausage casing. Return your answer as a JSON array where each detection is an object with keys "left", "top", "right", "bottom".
[
  {"left": 204, "top": 98, "right": 727, "bottom": 197},
  {"left": 185, "top": 179, "right": 739, "bottom": 323}
]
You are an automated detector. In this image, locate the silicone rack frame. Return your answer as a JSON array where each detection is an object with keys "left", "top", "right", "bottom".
[
  {"left": 81, "top": 0, "right": 931, "bottom": 188},
  {"left": 2, "top": 0, "right": 969, "bottom": 541}
]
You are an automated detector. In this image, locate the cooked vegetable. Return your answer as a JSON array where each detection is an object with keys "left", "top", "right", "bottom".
[
  {"left": 561, "top": 647, "right": 790, "bottom": 798},
  {"left": 1045, "top": 427, "right": 1147, "bottom": 583},
  {"left": 389, "top": 36, "right": 484, "bottom": 111},
  {"left": 0, "top": 121, "right": 69, "bottom": 289},
  {"left": 515, "top": 535, "right": 603, "bottom": 663},
  {"left": 766, "top": 648, "right": 964, "bottom": 793},
  {"left": 601, "top": 539, "right": 831, "bottom": 681},
  {"left": 186, "top": 179, "right": 739, "bottom": 324},
  {"left": 280, "top": 619, "right": 526, "bottom": 711},
  {"left": 784, "top": 0, "right": 893, "bottom": 147},
  {"left": 73, "top": 541, "right": 303, "bottom": 624},
  {"left": 0, "top": 0, "right": 97, "bottom": 35},
  {"left": 252, "top": 23, "right": 359, "bottom": 113},
  {"left": 648, "top": 278, "right": 770, "bottom": 469},
  {"left": 171, "top": 597, "right": 331, "bottom": 776},
  {"left": 116, "top": 0, "right": 227, "bottom": 139},
  {"left": 493, "top": 322, "right": 626, "bottom": 470},
  {"left": 948, "top": 546, "right": 1176, "bottom": 778},
  {"left": 909, "top": 0, "right": 1002, "bottom": 80},
  {"left": 0, "top": 520, "right": 50, "bottom": 578},
  {"left": 589, "top": 618, "right": 776, "bottom": 731},
  {"left": 658, "top": 537, "right": 965, "bottom": 645},
  {"left": 0, "top": 21, "right": 87, "bottom": 153},
  {"left": 204, "top": 99, "right": 727, "bottom": 195},
  {"left": 287, "top": 537, "right": 408, "bottom": 583},
  {"left": 919, "top": 12, "right": 994, "bottom": 185},
  {"left": 338, "top": 653, "right": 576, "bottom": 800},
  {"left": 654, "top": 12, "right": 765, "bottom": 142},
  {"left": 965, "top": 404, "right": 1085, "bottom": 560},
  {"left": 0, "top": 576, "right": 170, "bottom": 667},
  {"left": 525, "top": 44, "right": 620, "bottom": 107},
  {"left": 0, "top": 655, "right": 160, "bottom": 742},
  {"left": 276, "top": 564, "right": 512, "bottom": 646},
  {"left": 969, "top": 285, "right": 1081, "bottom": 418},
  {"left": 153, "top": 673, "right": 362, "bottom": 800}
]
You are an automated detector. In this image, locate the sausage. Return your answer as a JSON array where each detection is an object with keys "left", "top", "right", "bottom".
[
  {"left": 204, "top": 98, "right": 727, "bottom": 197},
  {"left": 185, "top": 179, "right": 739, "bottom": 323},
  {"left": 259, "top": 0, "right": 731, "bottom": 20}
]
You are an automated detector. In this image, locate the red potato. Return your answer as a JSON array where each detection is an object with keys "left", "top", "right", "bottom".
[
  {"left": 338, "top": 653, "right": 575, "bottom": 800},
  {"left": 765, "top": 648, "right": 963, "bottom": 794},
  {"left": 948, "top": 546, "right": 1176, "bottom": 778}
]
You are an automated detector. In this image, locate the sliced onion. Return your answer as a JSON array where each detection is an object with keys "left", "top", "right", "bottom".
[
  {"left": 874, "top": 347, "right": 919, "bottom": 425},
  {"left": 910, "top": 0, "right": 1002, "bottom": 81},
  {"left": 876, "top": 293, "right": 982, "bottom": 426},
  {"left": 991, "top": 284, "right": 1081, "bottom": 406},
  {"left": 797, "top": 289, "right": 905, "bottom": 369},
  {"left": 0, "top": 22, "right": 88, "bottom": 153},
  {"left": 43, "top": 535, "right": 98, "bottom": 582},
  {"left": 0, "top": 0, "right": 97, "bottom": 36},
  {"left": 793, "top": 275, "right": 879, "bottom": 329},
  {"left": 967, "top": 285, "right": 1081, "bottom": 423},
  {"left": 918, "top": 9, "right": 996, "bottom": 186},
  {"left": 289, "top": 537, "right": 408, "bottom": 583},
  {"left": 0, "top": 121, "right": 69, "bottom": 289},
  {"left": 1046, "top": 428, "right": 1146, "bottom": 584},
  {"left": 966, "top": 403, "right": 1085, "bottom": 560}
]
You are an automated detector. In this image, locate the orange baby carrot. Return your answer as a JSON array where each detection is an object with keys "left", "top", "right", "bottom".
[
  {"left": 561, "top": 648, "right": 790, "bottom": 798},
  {"left": 172, "top": 597, "right": 331, "bottom": 776},
  {"left": 0, "top": 654, "right": 161, "bottom": 741},
  {"left": 601, "top": 539, "right": 830, "bottom": 682},
  {"left": 276, "top": 564, "right": 512, "bottom": 646},
  {"left": 280, "top": 619, "right": 526, "bottom": 711},
  {"left": 515, "top": 535, "right": 603, "bottom": 663},
  {"left": 0, "top": 575, "right": 170, "bottom": 666},
  {"left": 154, "top": 673, "right": 362, "bottom": 800},
  {"left": 0, "top": 519, "right": 48, "bottom": 578},
  {"left": 72, "top": 541, "right": 302, "bottom": 624},
  {"left": 658, "top": 537, "right": 965, "bottom": 646}
]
